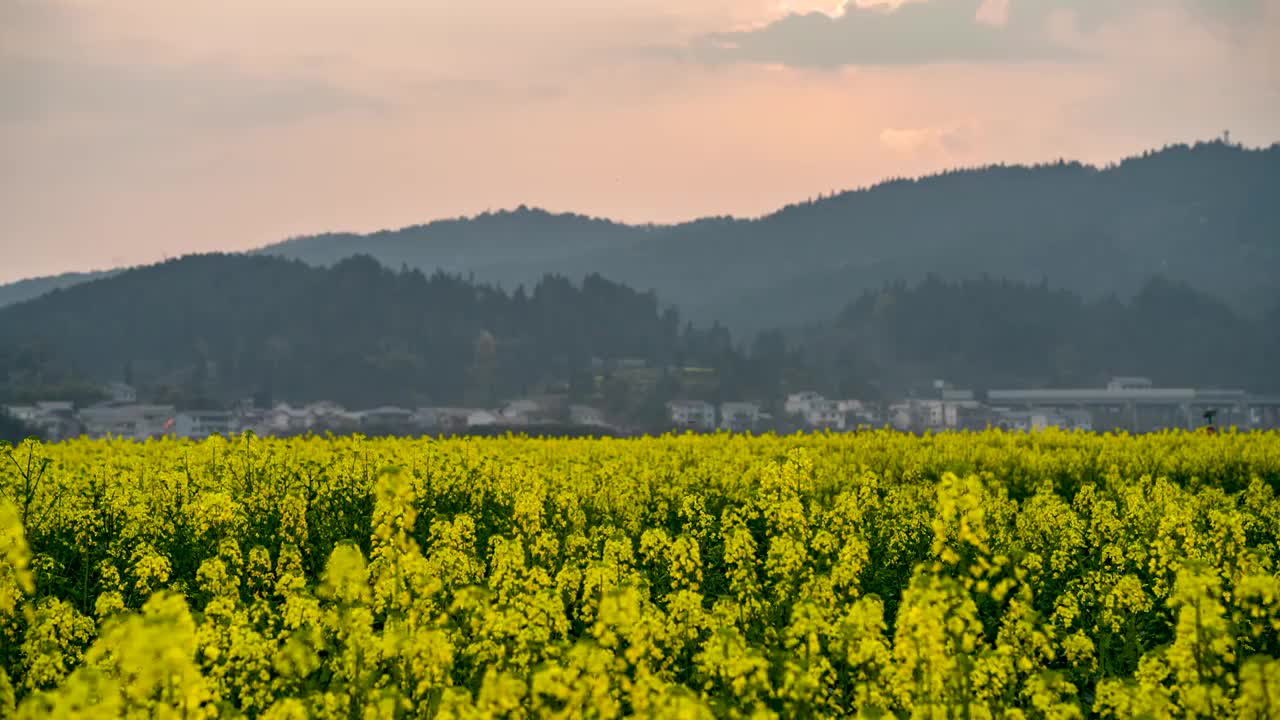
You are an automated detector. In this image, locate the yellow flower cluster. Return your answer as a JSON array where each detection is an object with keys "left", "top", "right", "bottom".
[{"left": 0, "top": 429, "right": 1278, "bottom": 718}]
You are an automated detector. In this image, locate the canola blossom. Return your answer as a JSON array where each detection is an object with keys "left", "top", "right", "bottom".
[{"left": 1, "top": 429, "right": 1279, "bottom": 718}]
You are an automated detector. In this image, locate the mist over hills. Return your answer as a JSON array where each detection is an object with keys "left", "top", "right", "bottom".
[{"left": 2, "top": 140, "right": 1277, "bottom": 335}]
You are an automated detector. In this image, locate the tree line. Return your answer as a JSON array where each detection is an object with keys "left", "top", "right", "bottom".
[
  {"left": 1, "top": 255, "right": 1276, "bottom": 418},
  {"left": 0, "top": 254, "right": 721, "bottom": 409}
]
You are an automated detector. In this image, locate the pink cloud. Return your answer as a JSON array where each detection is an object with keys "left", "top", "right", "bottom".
[{"left": 880, "top": 122, "right": 980, "bottom": 155}]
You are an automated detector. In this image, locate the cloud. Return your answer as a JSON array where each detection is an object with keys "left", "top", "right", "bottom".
[
  {"left": 880, "top": 122, "right": 979, "bottom": 155},
  {"left": 683, "top": 0, "right": 1265, "bottom": 68},
  {"left": 0, "top": 55, "right": 383, "bottom": 129},
  {"left": 685, "top": 0, "right": 1068, "bottom": 67}
]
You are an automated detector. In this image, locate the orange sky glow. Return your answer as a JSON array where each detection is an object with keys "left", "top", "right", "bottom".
[{"left": 1, "top": 0, "right": 1276, "bottom": 282}]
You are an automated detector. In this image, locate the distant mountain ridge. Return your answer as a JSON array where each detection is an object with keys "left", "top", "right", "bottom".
[
  {"left": 4, "top": 140, "right": 1277, "bottom": 330},
  {"left": 0, "top": 270, "right": 120, "bottom": 309},
  {"left": 259, "top": 206, "right": 660, "bottom": 273},
  {"left": 261, "top": 141, "right": 1280, "bottom": 330}
]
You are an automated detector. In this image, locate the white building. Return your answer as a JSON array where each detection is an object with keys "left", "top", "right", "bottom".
[
  {"left": 992, "top": 410, "right": 1034, "bottom": 432},
  {"left": 411, "top": 407, "right": 445, "bottom": 430},
  {"left": 4, "top": 402, "right": 78, "bottom": 440},
  {"left": 357, "top": 406, "right": 414, "bottom": 427},
  {"left": 668, "top": 400, "right": 716, "bottom": 431},
  {"left": 412, "top": 408, "right": 477, "bottom": 432},
  {"left": 784, "top": 392, "right": 826, "bottom": 417},
  {"left": 103, "top": 382, "right": 137, "bottom": 404},
  {"left": 500, "top": 397, "right": 563, "bottom": 424},
  {"left": 988, "top": 377, "right": 1252, "bottom": 430},
  {"left": 265, "top": 404, "right": 315, "bottom": 434},
  {"left": 3, "top": 405, "right": 39, "bottom": 424},
  {"left": 805, "top": 400, "right": 844, "bottom": 430},
  {"left": 784, "top": 392, "right": 845, "bottom": 429},
  {"left": 837, "top": 399, "right": 866, "bottom": 414},
  {"left": 719, "top": 402, "right": 762, "bottom": 432},
  {"left": 890, "top": 399, "right": 958, "bottom": 432},
  {"left": 569, "top": 404, "right": 608, "bottom": 427},
  {"left": 838, "top": 399, "right": 879, "bottom": 427},
  {"left": 173, "top": 411, "right": 235, "bottom": 440},
  {"left": 26, "top": 401, "right": 74, "bottom": 419},
  {"left": 306, "top": 401, "right": 347, "bottom": 417},
  {"left": 991, "top": 408, "right": 1093, "bottom": 433},
  {"left": 501, "top": 399, "right": 542, "bottom": 422},
  {"left": 80, "top": 404, "right": 175, "bottom": 440}
]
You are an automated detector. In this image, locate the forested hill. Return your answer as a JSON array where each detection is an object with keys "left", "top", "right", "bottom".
[
  {"left": 2, "top": 253, "right": 1274, "bottom": 412},
  {"left": 0, "top": 254, "right": 716, "bottom": 408},
  {"left": 260, "top": 206, "right": 658, "bottom": 277},
  {"left": 4, "top": 141, "right": 1274, "bottom": 330},
  {"left": 782, "top": 275, "right": 1280, "bottom": 398},
  {"left": 256, "top": 140, "right": 1279, "bottom": 330},
  {"left": 0, "top": 269, "right": 119, "bottom": 309}
]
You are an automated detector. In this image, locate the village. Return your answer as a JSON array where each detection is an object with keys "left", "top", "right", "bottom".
[{"left": 6, "top": 375, "right": 1280, "bottom": 443}]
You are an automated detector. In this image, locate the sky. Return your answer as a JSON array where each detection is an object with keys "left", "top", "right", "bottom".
[{"left": 1, "top": 0, "right": 1277, "bottom": 283}]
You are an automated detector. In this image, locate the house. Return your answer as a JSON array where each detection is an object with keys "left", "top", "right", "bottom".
[
  {"left": 784, "top": 392, "right": 826, "bottom": 417},
  {"left": 411, "top": 407, "right": 444, "bottom": 430},
  {"left": 889, "top": 398, "right": 983, "bottom": 432},
  {"left": 783, "top": 392, "right": 845, "bottom": 429},
  {"left": 804, "top": 400, "right": 845, "bottom": 430},
  {"left": 500, "top": 397, "right": 563, "bottom": 424},
  {"left": 719, "top": 402, "right": 762, "bottom": 432},
  {"left": 235, "top": 408, "right": 267, "bottom": 433},
  {"left": 300, "top": 403, "right": 360, "bottom": 432},
  {"left": 991, "top": 410, "right": 1033, "bottom": 432},
  {"left": 80, "top": 404, "right": 175, "bottom": 440},
  {"left": 4, "top": 402, "right": 78, "bottom": 440},
  {"left": 667, "top": 400, "right": 716, "bottom": 431},
  {"left": 890, "top": 400, "right": 947, "bottom": 431},
  {"left": 34, "top": 401, "right": 75, "bottom": 419},
  {"left": 991, "top": 408, "right": 1092, "bottom": 432},
  {"left": 265, "top": 404, "right": 315, "bottom": 434},
  {"left": 888, "top": 402, "right": 912, "bottom": 431},
  {"left": 357, "top": 406, "right": 414, "bottom": 429},
  {"left": 569, "top": 404, "right": 608, "bottom": 427},
  {"left": 3, "top": 405, "right": 40, "bottom": 424},
  {"left": 103, "top": 382, "right": 137, "bottom": 404},
  {"left": 838, "top": 399, "right": 880, "bottom": 428},
  {"left": 413, "top": 408, "right": 476, "bottom": 432},
  {"left": 305, "top": 401, "right": 347, "bottom": 417},
  {"left": 501, "top": 400, "right": 542, "bottom": 422},
  {"left": 173, "top": 411, "right": 235, "bottom": 440}
]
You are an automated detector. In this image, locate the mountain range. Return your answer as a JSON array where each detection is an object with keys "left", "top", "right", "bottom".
[{"left": 2, "top": 140, "right": 1277, "bottom": 333}]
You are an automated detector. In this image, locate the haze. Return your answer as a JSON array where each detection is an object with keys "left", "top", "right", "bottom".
[{"left": 1, "top": 0, "right": 1277, "bottom": 284}]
